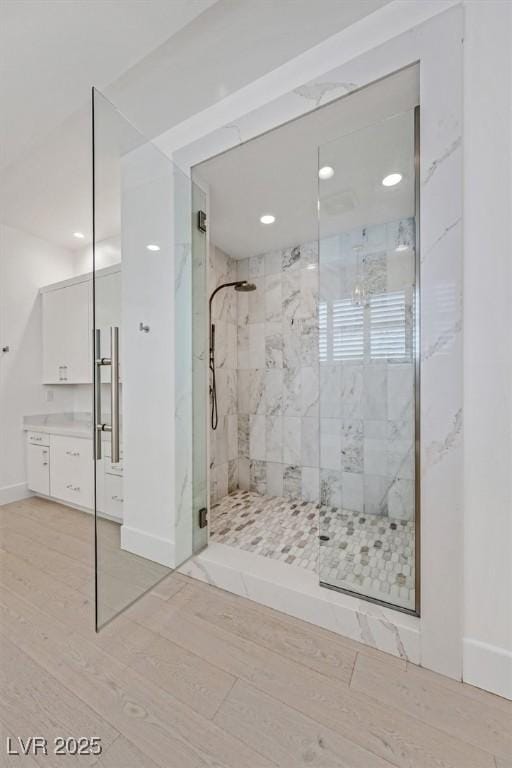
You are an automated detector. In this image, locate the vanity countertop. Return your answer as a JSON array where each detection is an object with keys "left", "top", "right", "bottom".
[{"left": 23, "top": 412, "right": 109, "bottom": 440}]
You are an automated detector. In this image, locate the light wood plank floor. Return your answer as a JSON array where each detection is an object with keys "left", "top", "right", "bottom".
[{"left": 0, "top": 497, "right": 510, "bottom": 768}]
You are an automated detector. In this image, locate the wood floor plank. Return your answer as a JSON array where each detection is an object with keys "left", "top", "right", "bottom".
[
  {"left": 90, "top": 734, "right": 160, "bottom": 768},
  {"left": 0, "top": 527, "right": 90, "bottom": 592},
  {"left": 405, "top": 661, "right": 512, "bottom": 715},
  {"left": 0, "top": 587, "right": 274, "bottom": 768},
  {"left": 127, "top": 631, "right": 236, "bottom": 720},
  {"left": 0, "top": 510, "right": 91, "bottom": 565},
  {"left": 0, "top": 637, "right": 118, "bottom": 767},
  {"left": 215, "top": 679, "right": 397, "bottom": 768},
  {"left": 0, "top": 550, "right": 92, "bottom": 632},
  {"left": 351, "top": 652, "right": 512, "bottom": 760},
  {"left": 135, "top": 589, "right": 495, "bottom": 768},
  {"left": 181, "top": 581, "right": 358, "bottom": 683},
  {"left": 1, "top": 498, "right": 92, "bottom": 543}
]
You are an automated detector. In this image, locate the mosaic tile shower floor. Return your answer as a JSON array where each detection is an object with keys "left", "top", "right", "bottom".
[{"left": 210, "top": 490, "right": 415, "bottom": 611}]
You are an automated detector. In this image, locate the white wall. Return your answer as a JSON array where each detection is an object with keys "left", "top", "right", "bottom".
[
  {"left": 463, "top": 0, "right": 512, "bottom": 699},
  {"left": 73, "top": 235, "right": 121, "bottom": 275},
  {"left": 0, "top": 224, "right": 77, "bottom": 503}
]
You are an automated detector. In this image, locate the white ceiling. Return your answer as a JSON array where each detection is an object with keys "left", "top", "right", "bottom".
[
  {"left": 193, "top": 66, "right": 419, "bottom": 260},
  {"left": 0, "top": 0, "right": 215, "bottom": 171},
  {"left": 0, "top": 0, "right": 391, "bottom": 252}
]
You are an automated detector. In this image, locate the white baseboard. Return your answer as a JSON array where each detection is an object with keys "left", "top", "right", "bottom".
[
  {"left": 0, "top": 483, "right": 33, "bottom": 506},
  {"left": 463, "top": 637, "right": 512, "bottom": 700},
  {"left": 120, "top": 524, "right": 175, "bottom": 568}
]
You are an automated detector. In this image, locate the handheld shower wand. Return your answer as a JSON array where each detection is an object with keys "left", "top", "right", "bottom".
[{"left": 209, "top": 280, "right": 257, "bottom": 430}]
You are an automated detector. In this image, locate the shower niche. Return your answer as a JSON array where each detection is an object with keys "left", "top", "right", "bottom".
[{"left": 192, "top": 68, "right": 419, "bottom": 615}]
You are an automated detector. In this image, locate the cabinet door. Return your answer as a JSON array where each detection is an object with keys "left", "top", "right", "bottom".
[
  {"left": 50, "top": 435, "right": 93, "bottom": 508},
  {"left": 27, "top": 443, "right": 50, "bottom": 495},
  {"left": 42, "top": 282, "right": 91, "bottom": 383}
]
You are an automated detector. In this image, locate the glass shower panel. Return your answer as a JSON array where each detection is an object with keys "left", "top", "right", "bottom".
[
  {"left": 318, "top": 109, "right": 419, "bottom": 613},
  {"left": 92, "top": 89, "right": 207, "bottom": 629}
]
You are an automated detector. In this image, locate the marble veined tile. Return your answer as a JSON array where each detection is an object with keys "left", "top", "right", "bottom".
[
  {"left": 249, "top": 415, "right": 266, "bottom": 461},
  {"left": 282, "top": 417, "right": 301, "bottom": 465},
  {"left": 265, "top": 273, "right": 282, "bottom": 322},
  {"left": 265, "top": 368, "right": 283, "bottom": 416},
  {"left": 249, "top": 369, "right": 266, "bottom": 415},
  {"left": 265, "top": 322, "right": 283, "bottom": 368},
  {"left": 340, "top": 419, "right": 363, "bottom": 473},
  {"left": 265, "top": 415, "right": 283, "bottom": 463}
]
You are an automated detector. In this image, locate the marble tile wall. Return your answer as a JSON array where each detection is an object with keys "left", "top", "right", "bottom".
[
  {"left": 210, "top": 220, "right": 416, "bottom": 518},
  {"left": 236, "top": 242, "right": 321, "bottom": 502},
  {"left": 209, "top": 246, "right": 239, "bottom": 503},
  {"left": 319, "top": 220, "right": 416, "bottom": 520}
]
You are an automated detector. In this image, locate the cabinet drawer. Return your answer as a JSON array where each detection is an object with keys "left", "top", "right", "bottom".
[
  {"left": 50, "top": 434, "right": 93, "bottom": 508},
  {"left": 51, "top": 477, "right": 92, "bottom": 509},
  {"left": 26, "top": 444, "right": 50, "bottom": 495},
  {"left": 27, "top": 431, "right": 49, "bottom": 446},
  {"left": 103, "top": 473, "right": 123, "bottom": 520}
]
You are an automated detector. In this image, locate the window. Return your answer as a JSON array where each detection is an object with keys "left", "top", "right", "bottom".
[
  {"left": 319, "top": 290, "right": 408, "bottom": 362},
  {"left": 369, "top": 290, "right": 407, "bottom": 360}
]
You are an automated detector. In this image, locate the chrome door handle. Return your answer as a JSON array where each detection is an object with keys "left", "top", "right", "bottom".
[
  {"left": 94, "top": 328, "right": 104, "bottom": 460},
  {"left": 94, "top": 327, "right": 120, "bottom": 463},
  {"left": 110, "top": 326, "right": 120, "bottom": 464}
]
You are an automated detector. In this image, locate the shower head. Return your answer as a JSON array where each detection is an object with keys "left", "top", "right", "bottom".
[{"left": 234, "top": 281, "right": 257, "bottom": 292}]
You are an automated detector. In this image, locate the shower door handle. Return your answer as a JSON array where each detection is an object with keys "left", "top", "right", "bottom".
[
  {"left": 94, "top": 326, "right": 120, "bottom": 463},
  {"left": 110, "top": 326, "right": 120, "bottom": 464}
]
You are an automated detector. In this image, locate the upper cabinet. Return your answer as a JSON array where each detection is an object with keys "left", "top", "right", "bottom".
[
  {"left": 41, "top": 267, "right": 121, "bottom": 385},
  {"left": 42, "top": 281, "right": 91, "bottom": 383}
]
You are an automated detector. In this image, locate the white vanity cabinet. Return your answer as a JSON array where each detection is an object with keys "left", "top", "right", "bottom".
[
  {"left": 42, "top": 280, "right": 91, "bottom": 383},
  {"left": 25, "top": 427, "right": 122, "bottom": 521},
  {"left": 49, "top": 434, "right": 93, "bottom": 508},
  {"left": 26, "top": 433, "right": 50, "bottom": 495}
]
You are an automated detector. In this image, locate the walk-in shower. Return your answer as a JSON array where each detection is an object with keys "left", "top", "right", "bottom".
[
  {"left": 194, "top": 64, "right": 420, "bottom": 615},
  {"left": 209, "top": 280, "right": 256, "bottom": 429}
]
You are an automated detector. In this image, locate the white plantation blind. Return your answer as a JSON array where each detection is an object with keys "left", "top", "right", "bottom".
[
  {"left": 369, "top": 290, "right": 407, "bottom": 360},
  {"left": 319, "top": 301, "right": 328, "bottom": 362},
  {"left": 319, "top": 299, "right": 364, "bottom": 361},
  {"left": 333, "top": 299, "right": 364, "bottom": 360},
  {"left": 319, "top": 290, "right": 408, "bottom": 362}
]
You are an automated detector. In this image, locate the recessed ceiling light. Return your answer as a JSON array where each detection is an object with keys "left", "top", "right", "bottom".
[
  {"left": 318, "top": 166, "right": 334, "bottom": 180},
  {"left": 73, "top": 232, "right": 85, "bottom": 239},
  {"left": 395, "top": 244, "right": 409, "bottom": 252},
  {"left": 146, "top": 244, "right": 160, "bottom": 251},
  {"left": 260, "top": 214, "right": 275, "bottom": 225},
  {"left": 382, "top": 173, "right": 402, "bottom": 187},
  {"left": 306, "top": 263, "right": 317, "bottom": 270}
]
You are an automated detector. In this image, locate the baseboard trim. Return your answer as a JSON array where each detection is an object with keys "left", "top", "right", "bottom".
[
  {"left": 120, "top": 524, "right": 175, "bottom": 568},
  {"left": 0, "top": 483, "right": 33, "bottom": 506},
  {"left": 463, "top": 637, "right": 512, "bottom": 700}
]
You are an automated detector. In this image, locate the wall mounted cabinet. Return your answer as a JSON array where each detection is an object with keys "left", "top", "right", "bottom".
[
  {"left": 40, "top": 266, "right": 121, "bottom": 385},
  {"left": 42, "top": 281, "right": 91, "bottom": 383}
]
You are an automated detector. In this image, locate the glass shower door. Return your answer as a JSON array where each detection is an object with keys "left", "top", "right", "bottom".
[
  {"left": 317, "top": 108, "right": 419, "bottom": 614},
  {"left": 92, "top": 88, "right": 207, "bottom": 629}
]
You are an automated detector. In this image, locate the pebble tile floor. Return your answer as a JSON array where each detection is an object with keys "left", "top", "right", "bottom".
[{"left": 210, "top": 489, "right": 415, "bottom": 611}]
